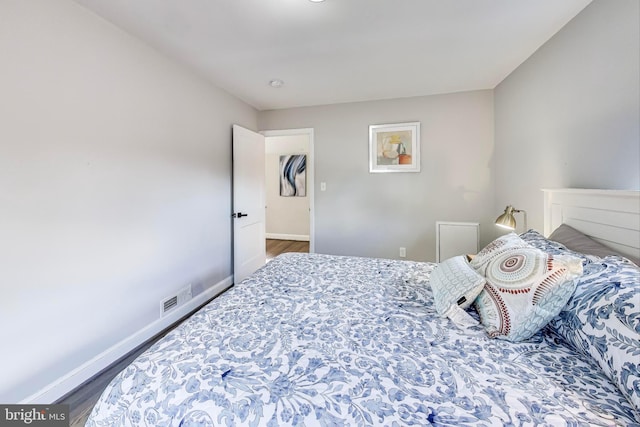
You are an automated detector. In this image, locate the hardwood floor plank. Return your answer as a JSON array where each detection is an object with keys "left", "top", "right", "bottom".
[
  {"left": 62, "top": 331, "right": 170, "bottom": 426},
  {"left": 267, "top": 239, "right": 309, "bottom": 260}
]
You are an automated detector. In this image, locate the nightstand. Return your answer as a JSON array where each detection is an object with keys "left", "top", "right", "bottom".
[{"left": 435, "top": 221, "right": 480, "bottom": 262}]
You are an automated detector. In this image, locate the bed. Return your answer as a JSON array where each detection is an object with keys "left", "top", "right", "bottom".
[{"left": 86, "top": 189, "right": 640, "bottom": 426}]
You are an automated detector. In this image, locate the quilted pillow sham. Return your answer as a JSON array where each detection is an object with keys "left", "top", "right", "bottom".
[
  {"left": 546, "top": 257, "right": 640, "bottom": 410},
  {"left": 430, "top": 255, "right": 485, "bottom": 324},
  {"left": 474, "top": 247, "right": 583, "bottom": 342}
]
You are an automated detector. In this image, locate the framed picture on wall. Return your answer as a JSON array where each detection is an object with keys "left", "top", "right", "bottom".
[
  {"left": 369, "top": 122, "right": 420, "bottom": 173},
  {"left": 280, "top": 154, "right": 307, "bottom": 197}
]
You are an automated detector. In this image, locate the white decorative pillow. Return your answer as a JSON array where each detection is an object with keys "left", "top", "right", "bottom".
[
  {"left": 470, "top": 233, "right": 530, "bottom": 275},
  {"left": 474, "top": 247, "right": 583, "bottom": 342},
  {"left": 430, "top": 255, "right": 485, "bottom": 324}
]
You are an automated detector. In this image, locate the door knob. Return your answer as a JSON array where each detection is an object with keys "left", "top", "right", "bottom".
[{"left": 233, "top": 212, "right": 248, "bottom": 218}]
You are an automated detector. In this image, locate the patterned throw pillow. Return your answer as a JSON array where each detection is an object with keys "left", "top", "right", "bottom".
[
  {"left": 546, "top": 257, "right": 640, "bottom": 410},
  {"left": 430, "top": 255, "right": 485, "bottom": 324},
  {"left": 470, "top": 233, "right": 530, "bottom": 275},
  {"left": 522, "top": 229, "right": 640, "bottom": 409},
  {"left": 474, "top": 247, "right": 583, "bottom": 342}
]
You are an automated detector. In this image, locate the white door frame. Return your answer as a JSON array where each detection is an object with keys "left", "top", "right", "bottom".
[{"left": 261, "top": 128, "right": 315, "bottom": 253}]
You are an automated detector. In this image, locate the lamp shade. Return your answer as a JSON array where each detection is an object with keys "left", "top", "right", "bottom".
[{"left": 495, "top": 205, "right": 516, "bottom": 230}]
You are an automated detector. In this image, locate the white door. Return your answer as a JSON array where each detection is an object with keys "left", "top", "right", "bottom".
[{"left": 233, "top": 125, "right": 266, "bottom": 283}]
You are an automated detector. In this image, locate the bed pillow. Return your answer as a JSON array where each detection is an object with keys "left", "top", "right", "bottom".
[
  {"left": 521, "top": 229, "right": 595, "bottom": 264},
  {"left": 474, "top": 247, "right": 583, "bottom": 342},
  {"left": 546, "top": 257, "right": 640, "bottom": 410},
  {"left": 549, "top": 224, "right": 640, "bottom": 266},
  {"left": 469, "top": 232, "right": 530, "bottom": 275},
  {"left": 430, "top": 255, "right": 485, "bottom": 324}
]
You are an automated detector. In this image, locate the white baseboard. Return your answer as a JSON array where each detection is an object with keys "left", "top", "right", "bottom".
[
  {"left": 21, "top": 276, "right": 233, "bottom": 404},
  {"left": 266, "top": 233, "right": 309, "bottom": 241}
]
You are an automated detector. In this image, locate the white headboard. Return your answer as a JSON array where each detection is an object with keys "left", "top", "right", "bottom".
[{"left": 543, "top": 188, "right": 640, "bottom": 261}]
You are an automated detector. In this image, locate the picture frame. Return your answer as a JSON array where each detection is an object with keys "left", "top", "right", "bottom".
[
  {"left": 369, "top": 122, "right": 420, "bottom": 173},
  {"left": 279, "top": 154, "right": 307, "bottom": 197}
]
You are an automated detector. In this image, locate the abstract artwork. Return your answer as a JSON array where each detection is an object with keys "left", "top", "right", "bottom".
[
  {"left": 369, "top": 122, "right": 420, "bottom": 173},
  {"left": 280, "top": 154, "right": 306, "bottom": 197}
]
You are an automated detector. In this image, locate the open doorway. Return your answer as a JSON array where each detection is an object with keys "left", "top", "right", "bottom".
[{"left": 262, "top": 128, "right": 314, "bottom": 261}]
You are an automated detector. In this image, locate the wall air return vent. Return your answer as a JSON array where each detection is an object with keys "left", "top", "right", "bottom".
[
  {"left": 160, "top": 284, "right": 193, "bottom": 317},
  {"left": 161, "top": 295, "right": 178, "bottom": 315}
]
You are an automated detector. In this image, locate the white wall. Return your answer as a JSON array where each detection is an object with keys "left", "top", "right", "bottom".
[
  {"left": 259, "top": 90, "right": 495, "bottom": 261},
  {"left": 0, "top": 0, "right": 257, "bottom": 402},
  {"left": 494, "top": 0, "right": 640, "bottom": 232},
  {"left": 265, "top": 135, "right": 310, "bottom": 240}
]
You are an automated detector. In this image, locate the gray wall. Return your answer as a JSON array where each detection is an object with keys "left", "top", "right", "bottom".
[
  {"left": 5, "top": 0, "right": 637, "bottom": 405},
  {"left": 259, "top": 90, "right": 495, "bottom": 261},
  {"left": 494, "top": 0, "right": 640, "bottom": 233},
  {"left": 0, "top": 0, "right": 257, "bottom": 402}
]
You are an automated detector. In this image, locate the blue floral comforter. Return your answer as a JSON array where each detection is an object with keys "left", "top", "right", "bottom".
[{"left": 86, "top": 253, "right": 640, "bottom": 426}]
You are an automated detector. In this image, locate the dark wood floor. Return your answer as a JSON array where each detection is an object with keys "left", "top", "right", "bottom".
[
  {"left": 62, "top": 338, "right": 165, "bottom": 426},
  {"left": 61, "top": 239, "right": 308, "bottom": 426}
]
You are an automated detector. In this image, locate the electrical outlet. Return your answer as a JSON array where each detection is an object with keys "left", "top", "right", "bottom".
[{"left": 399, "top": 247, "right": 406, "bottom": 258}]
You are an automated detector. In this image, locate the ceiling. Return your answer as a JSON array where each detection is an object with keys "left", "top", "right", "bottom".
[{"left": 74, "top": 0, "right": 592, "bottom": 111}]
